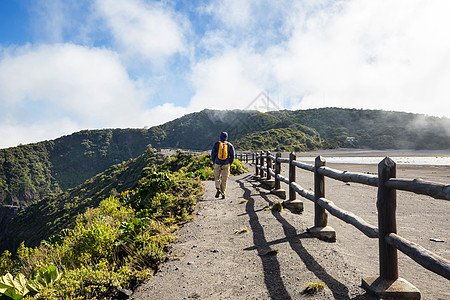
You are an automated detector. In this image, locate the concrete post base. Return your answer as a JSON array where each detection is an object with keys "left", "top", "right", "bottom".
[
  {"left": 261, "top": 179, "right": 275, "bottom": 189},
  {"left": 271, "top": 189, "right": 286, "bottom": 199},
  {"left": 362, "top": 276, "right": 420, "bottom": 299},
  {"left": 282, "top": 199, "right": 303, "bottom": 214},
  {"left": 307, "top": 226, "right": 336, "bottom": 242}
]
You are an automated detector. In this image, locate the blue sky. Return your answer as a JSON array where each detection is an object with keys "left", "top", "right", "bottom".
[{"left": 1, "top": 0, "right": 449, "bottom": 148}]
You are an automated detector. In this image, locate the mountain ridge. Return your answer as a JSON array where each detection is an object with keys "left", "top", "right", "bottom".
[{"left": 1, "top": 107, "right": 449, "bottom": 228}]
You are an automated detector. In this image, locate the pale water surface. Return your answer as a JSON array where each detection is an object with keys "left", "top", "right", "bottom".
[{"left": 297, "top": 156, "right": 450, "bottom": 165}]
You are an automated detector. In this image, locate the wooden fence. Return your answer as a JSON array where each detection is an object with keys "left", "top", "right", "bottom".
[{"left": 236, "top": 151, "right": 450, "bottom": 299}]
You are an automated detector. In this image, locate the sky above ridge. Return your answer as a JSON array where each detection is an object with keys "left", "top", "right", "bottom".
[{"left": 1, "top": 0, "right": 450, "bottom": 148}]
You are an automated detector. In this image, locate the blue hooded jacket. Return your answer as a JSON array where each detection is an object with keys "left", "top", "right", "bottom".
[{"left": 211, "top": 132, "right": 235, "bottom": 165}]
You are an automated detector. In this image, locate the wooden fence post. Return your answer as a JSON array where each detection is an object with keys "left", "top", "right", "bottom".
[
  {"left": 252, "top": 153, "right": 255, "bottom": 164},
  {"left": 274, "top": 152, "right": 281, "bottom": 190},
  {"left": 289, "top": 152, "right": 296, "bottom": 201},
  {"left": 260, "top": 151, "right": 265, "bottom": 178},
  {"left": 362, "top": 157, "right": 420, "bottom": 299},
  {"left": 282, "top": 152, "right": 303, "bottom": 214},
  {"left": 308, "top": 156, "right": 335, "bottom": 241},
  {"left": 271, "top": 152, "right": 286, "bottom": 199},
  {"left": 255, "top": 152, "right": 259, "bottom": 177},
  {"left": 262, "top": 151, "right": 275, "bottom": 189},
  {"left": 378, "top": 157, "right": 398, "bottom": 281}
]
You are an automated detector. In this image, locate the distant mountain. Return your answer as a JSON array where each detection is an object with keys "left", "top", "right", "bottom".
[{"left": 1, "top": 108, "right": 449, "bottom": 230}]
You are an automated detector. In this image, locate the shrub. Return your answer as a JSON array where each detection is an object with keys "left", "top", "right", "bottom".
[{"left": 230, "top": 159, "right": 248, "bottom": 175}]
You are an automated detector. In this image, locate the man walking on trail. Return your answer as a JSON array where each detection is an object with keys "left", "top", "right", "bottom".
[{"left": 211, "top": 132, "right": 235, "bottom": 199}]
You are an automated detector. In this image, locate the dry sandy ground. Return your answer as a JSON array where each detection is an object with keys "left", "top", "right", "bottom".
[{"left": 131, "top": 157, "right": 449, "bottom": 299}]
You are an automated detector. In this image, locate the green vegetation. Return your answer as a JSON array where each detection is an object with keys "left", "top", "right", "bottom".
[
  {"left": 271, "top": 201, "right": 283, "bottom": 212},
  {"left": 234, "top": 227, "right": 248, "bottom": 234},
  {"left": 1, "top": 148, "right": 162, "bottom": 252},
  {"left": 266, "top": 249, "right": 279, "bottom": 256},
  {"left": 230, "top": 159, "right": 248, "bottom": 176},
  {"left": 158, "top": 150, "right": 248, "bottom": 180},
  {"left": 0, "top": 107, "right": 447, "bottom": 298},
  {"left": 303, "top": 282, "right": 326, "bottom": 294},
  {"left": 269, "top": 108, "right": 450, "bottom": 150},
  {"left": 0, "top": 150, "right": 204, "bottom": 299},
  {"left": 1, "top": 108, "right": 448, "bottom": 249},
  {"left": 1, "top": 149, "right": 246, "bottom": 254},
  {"left": 0, "top": 272, "right": 29, "bottom": 299},
  {"left": 234, "top": 124, "right": 323, "bottom": 152}
]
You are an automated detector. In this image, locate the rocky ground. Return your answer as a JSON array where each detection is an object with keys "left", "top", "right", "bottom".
[{"left": 131, "top": 160, "right": 449, "bottom": 300}]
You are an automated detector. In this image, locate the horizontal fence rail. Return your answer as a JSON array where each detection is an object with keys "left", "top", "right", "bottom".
[{"left": 235, "top": 151, "right": 450, "bottom": 298}]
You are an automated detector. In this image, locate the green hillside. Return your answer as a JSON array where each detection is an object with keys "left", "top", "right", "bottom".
[
  {"left": 233, "top": 123, "right": 323, "bottom": 152},
  {"left": 1, "top": 108, "right": 449, "bottom": 231},
  {"left": 0, "top": 147, "right": 247, "bottom": 254},
  {"left": 0, "top": 148, "right": 163, "bottom": 252},
  {"left": 0, "top": 149, "right": 206, "bottom": 299}
]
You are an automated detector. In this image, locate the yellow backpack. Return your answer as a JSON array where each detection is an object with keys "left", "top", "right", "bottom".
[{"left": 218, "top": 141, "right": 228, "bottom": 160}]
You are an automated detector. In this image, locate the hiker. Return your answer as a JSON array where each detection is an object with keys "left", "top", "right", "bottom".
[{"left": 211, "top": 131, "right": 235, "bottom": 199}]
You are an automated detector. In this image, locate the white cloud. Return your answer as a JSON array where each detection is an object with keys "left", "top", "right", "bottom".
[
  {"left": 188, "top": 49, "right": 266, "bottom": 111},
  {"left": 0, "top": 44, "right": 149, "bottom": 127},
  {"left": 0, "top": 43, "right": 192, "bottom": 148},
  {"left": 204, "top": 0, "right": 253, "bottom": 30},
  {"left": 2, "top": 0, "right": 450, "bottom": 149},
  {"left": 190, "top": 0, "right": 450, "bottom": 118},
  {"left": 95, "top": 0, "right": 187, "bottom": 65},
  {"left": 272, "top": 0, "right": 450, "bottom": 117},
  {"left": 0, "top": 118, "right": 80, "bottom": 149},
  {"left": 140, "top": 102, "right": 187, "bottom": 127}
]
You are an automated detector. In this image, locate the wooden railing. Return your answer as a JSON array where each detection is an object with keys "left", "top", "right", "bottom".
[{"left": 236, "top": 151, "right": 450, "bottom": 299}]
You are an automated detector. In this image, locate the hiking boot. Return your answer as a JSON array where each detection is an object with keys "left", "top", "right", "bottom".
[
  {"left": 215, "top": 189, "right": 221, "bottom": 198},
  {"left": 221, "top": 194, "right": 225, "bottom": 199}
]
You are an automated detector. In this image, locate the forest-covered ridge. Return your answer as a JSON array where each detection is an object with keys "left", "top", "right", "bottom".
[{"left": 1, "top": 107, "right": 449, "bottom": 220}]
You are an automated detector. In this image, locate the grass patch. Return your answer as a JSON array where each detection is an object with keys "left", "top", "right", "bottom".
[
  {"left": 271, "top": 201, "right": 283, "bottom": 212},
  {"left": 234, "top": 227, "right": 248, "bottom": 234},
  {"left": 266, "top": 249, "right": 279, "bottom": 256},
  {"left": 303, "top": 282, "right": 326, "bottom": 294},
  {"left": 239, "top": 199, "right": 248, "bottom": 204}
]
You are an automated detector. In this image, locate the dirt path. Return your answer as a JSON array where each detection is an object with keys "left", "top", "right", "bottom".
[
  {"left": 131, "top": 172, "right": 382, "bottom": 299},
  {"left": 131, "top": 161, "right": 449, "bottom": 299}
]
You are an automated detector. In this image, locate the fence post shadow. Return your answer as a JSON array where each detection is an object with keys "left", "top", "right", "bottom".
[
  {"left": 239, "top": 176, "right": 377, "bottom": 300},
  {"left": 243, "top": 150, "right": 450, "bottom": 299},
  {"left": 237, "top": 177, "right": 292, "bottom": 300}
]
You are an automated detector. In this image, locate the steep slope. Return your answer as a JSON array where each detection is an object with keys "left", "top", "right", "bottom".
[
  {"left": 0, "top": 148, "right": 163, "bottom": 253},
  {"left": 0, "top": 129, "right": 157, "bottom": 207}
]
